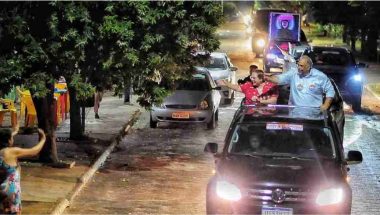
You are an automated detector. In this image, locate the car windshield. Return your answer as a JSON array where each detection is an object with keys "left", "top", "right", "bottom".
[
  {"left": 309, "top": 50, "right": 352, "bottom": 66},
  {"left": 205, "top": 57, "right": 227, "bottom": 70},
  {"left": 176, "top": 74, "right": 211, "bottom": 91},
  {"left": 228, "top": 123, "right": 336, "bottom": 159}
]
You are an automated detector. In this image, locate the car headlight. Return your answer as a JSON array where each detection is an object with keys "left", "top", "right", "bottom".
[
  {"left": 154, "top": 103, "right": 165, "bottom": 109},
  {"left": 353, "top": 74, "right": 362, "bottom": 81},
  {"left": 315, "top": 187, "right": 343, "bottom": 206},
  {"left": 216, "top": 180, "right": 242, "bottom": 201},
  {"left": 256, "top": 39, "right": 265, "bottom": 48},
  {"left": 199, "top": 100, "right": 209, "bottom": 110},
  {"left": 266, "top": 53, "right": 276, "bottom": 59},
  {"left": 246, "top": 26, "right": 252, "bottom": 34}
]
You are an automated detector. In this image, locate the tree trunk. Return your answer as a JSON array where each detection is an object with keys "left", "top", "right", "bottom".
[
  {"left": 124, "top": 78, "right": 131, "bottom": 103},
  {"left": 32, "top": 88, "right": 59, "bottom": 163},
  {"left": 343, "top": 25, "right": 347, "bottom": 44},
  {"left": 68, "top": 88, "right": 84, "bottom": 140},
  {"left": 360, "top": 28, "right": 367, "bottom": 56},
  {"left": 366, "top": 27, "right": 378, "bottom": 61}
]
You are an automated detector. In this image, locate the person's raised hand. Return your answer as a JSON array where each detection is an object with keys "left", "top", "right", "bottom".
[
  {"left": 37, "top": 128, "right": 46, "bottom": 139},
  {"left": 216, "top": 79, "right": 227, "bottom": 86}
]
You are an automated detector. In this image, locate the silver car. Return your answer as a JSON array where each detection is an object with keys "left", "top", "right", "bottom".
[
  {"left": 202, "top": 52, "right": 238, "bottom": 105},
  {"left": 150, "top": 68, "right": 221, "bottom": 129}
]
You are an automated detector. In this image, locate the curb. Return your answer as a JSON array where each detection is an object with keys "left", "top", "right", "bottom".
[
  {"left": 50, "top": 109, "right": 142, "bottom": 215},
  {"left": 365, "top": 85, "right": 380, "bottom": 101}
]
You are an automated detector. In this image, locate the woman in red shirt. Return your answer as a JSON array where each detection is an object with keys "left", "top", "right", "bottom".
[{"left": 217, "top": 70, "right": 278, "bottom": 105}]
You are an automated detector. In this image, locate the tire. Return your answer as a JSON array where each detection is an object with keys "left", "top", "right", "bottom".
[
  {"left": 150, "top": 114, "right": 158, "bottom": 128},
  {"left": 351, "top": 96, "right": 362, "bottom": 113},
  {"left": 207, "top": 111, "right": 216, "bottom": 129},
  {"left": 215, "top": 109, "right": 219, "bottom": 122}
]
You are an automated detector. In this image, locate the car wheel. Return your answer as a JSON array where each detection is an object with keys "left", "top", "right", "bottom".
[
  {"left": 207, "top": 111, "right": 216, "bottom": 129},
  {"left": 150, "top": 114, "right": 158, "bottom": 128},
  {"left": 215, "top": 109, "right": 219, "bottom": 122},
  {"left": 351, "top": 96, "right": 362, "bottom": 113}
]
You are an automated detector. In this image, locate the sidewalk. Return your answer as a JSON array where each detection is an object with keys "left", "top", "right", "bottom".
[{"left": 13, "top": 93, "right": 142, "bottom": 214}]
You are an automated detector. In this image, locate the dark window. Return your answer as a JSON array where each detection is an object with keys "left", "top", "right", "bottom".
[
  {"left": 229, "top": 123, "right": 335, "bottom": 159},
  {"left": 176, "top": 75, "right": 210, "bottom": 91}
]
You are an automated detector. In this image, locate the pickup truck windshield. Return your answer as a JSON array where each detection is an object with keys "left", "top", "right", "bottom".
[{"left": 229, "top": 123, "right": 336, "bottom": 159}]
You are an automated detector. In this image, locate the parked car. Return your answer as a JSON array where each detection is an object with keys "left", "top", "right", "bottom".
[
  {"left": 201, "top": 52, "right": 238, "bottom": 105},
  {"left": 204, "top": 105, "right": 363, "bottom": 214},
  {"left": 302, "top": 46, "right": 366, "bottom": 112},
  {"left": 150, "top": 68, "right": 221, "bottom": 129}
]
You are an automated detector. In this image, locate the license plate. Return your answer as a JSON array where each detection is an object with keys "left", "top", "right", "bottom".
[
  {"left": 172, "top": 112, "right": 190, "bottom": 119},
  {"left": 261, "top": 206, "right": 293, "bottom": 215}
]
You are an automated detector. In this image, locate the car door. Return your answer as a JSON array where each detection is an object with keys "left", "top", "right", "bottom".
[
  {"left": 329, "top": 79, "right": 345, "bottom": 141},
  {"left": 225, "top": 54, "right": 237, "bottom": 84},
  {"left": 207, "top": 72, "right": 221, "bottom": 110}
]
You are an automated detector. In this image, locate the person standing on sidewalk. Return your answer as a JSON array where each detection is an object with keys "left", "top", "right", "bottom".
[
  {"left": 0, "top": 123, "right": 46, "bottom": 214},
  {"left": 94, "top": 86, "right": 103, "bottom": 119}
]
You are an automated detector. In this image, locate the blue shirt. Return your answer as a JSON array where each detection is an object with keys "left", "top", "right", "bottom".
[{"left": 277, "top": 67, "right": 335, "bottom": 107}]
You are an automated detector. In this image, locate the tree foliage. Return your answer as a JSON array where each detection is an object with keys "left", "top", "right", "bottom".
[{"left": 0, "top": 1, "right": 223, "bottom": 162}]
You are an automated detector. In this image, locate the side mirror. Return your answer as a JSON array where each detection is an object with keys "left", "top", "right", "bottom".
[
  {"left": 214, "top": 86, "right": 222, "bottom": 90},
  {"left": 357, "top": 62, "right": 368, "bottom": 68},
  {"left": 204, "top": 142, "right": 218, "bottom": 154},
  {"left": 346, "top": 150, "right": 363, "bottom": 165},
  {"left": 230, "top": 66, "right": 238, "bottom": 71}
]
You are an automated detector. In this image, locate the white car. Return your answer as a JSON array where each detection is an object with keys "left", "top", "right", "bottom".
[{"left": 201, "top": 52, "right": 238, "bottom": 104}]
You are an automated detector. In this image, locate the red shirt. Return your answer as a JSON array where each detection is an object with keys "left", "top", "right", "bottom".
[{"left": 240, "top": 82, "right": 278, "bottom": 105}]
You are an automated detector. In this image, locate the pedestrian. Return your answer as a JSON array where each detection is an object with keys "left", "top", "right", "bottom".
[
  {"left": 0, "top": 123, "right": 46, "bottom": 214},
  {"left": 217, "top": 70, "right": 278, "bottom": 105},
  {"left": 264, "top": 53, "right": 335, "bottom": 111},
  {"left": 237, "top": 64, "right": 258, "bottom": 85},
  {"left": 94, "top": 86, "right": 103, "bottom": 119}
]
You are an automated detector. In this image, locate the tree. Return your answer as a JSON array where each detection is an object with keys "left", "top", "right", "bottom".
[
  {"left": 311, "top": 1, "right": 380, "bottom": 60},
  {"left": 0, "top": 1, "right": 223, "bottom": 163}
]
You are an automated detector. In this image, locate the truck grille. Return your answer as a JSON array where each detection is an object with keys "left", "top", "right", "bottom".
[{"left": 247, "top": 186, "right": 312, "bottom": 203}]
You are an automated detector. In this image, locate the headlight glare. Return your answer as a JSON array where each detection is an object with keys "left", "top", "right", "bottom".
[
  {"left": 266, "top": 54, "right": 276, "bottom": 59},
  {"left": 256, "top": 39, "right": 265, "bottom": 47},
  {"left": 216, "top": 181, "right": 242, "bottom": 201},
  {"left": 316, "top": 188, "right": 343, "bottom": 206},
  {"left": 353, "top": 74, "right": 362, "bottom": 81}
]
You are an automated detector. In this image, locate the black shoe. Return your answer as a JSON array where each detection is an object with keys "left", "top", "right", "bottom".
[{"left": 95, "top": 113, "right": 100, "bottom": 119}]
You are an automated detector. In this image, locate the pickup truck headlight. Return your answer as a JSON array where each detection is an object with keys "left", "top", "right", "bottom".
[
  {"left": 266, "top": 53, "right": 276, "bottom": 59},
  {"left": 256, "top": 39, "right": 265, "bottom": 48},
  {"left": 216, "top": 180, "right": 242, "bottom": 201},
  {"left": 315, "top": 187, "right": 343, "bottom": 206},
  {"left": 353, "top": 74, "right": 362, "bottom": 82}
]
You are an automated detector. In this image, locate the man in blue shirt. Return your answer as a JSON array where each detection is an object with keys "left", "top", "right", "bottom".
[{"left": 264, "top": 55, "right": 335, "bottom": 111}]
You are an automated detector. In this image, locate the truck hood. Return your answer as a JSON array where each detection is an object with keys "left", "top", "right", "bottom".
[
  {"left": 163, "top": 90, "right": 209, "bottom": 106},
  {"left": 218, "top": 155, "right": 343, "bottom": 187}
]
